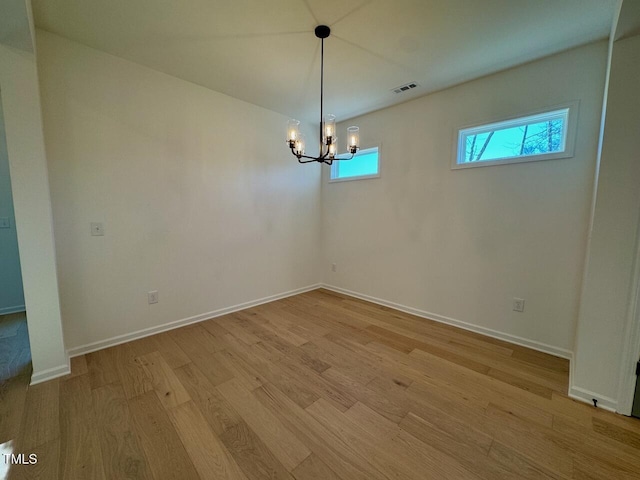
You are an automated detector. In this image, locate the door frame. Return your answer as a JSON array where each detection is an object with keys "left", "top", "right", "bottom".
[{"left": 616, "top": 209, "right": 640, "bottom": 416}]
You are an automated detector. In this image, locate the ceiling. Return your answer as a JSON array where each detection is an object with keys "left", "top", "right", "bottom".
[
  {"left": 0, "top": 0, "right": 33, "bottom": 52},
  {"left": 32, "top": 0, "right": 618, "bottom": 123},
  {"left": 616, "top": 0, "right": 640, "bottom": 41}
]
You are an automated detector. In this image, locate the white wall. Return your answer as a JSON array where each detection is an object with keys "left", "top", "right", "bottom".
[
  {"left": 0, "top": 103, "right": 25, "bottom": 313},
  {"left": 0, "top": 24, "right": 68, "bottom": 380},
  {"left": 322, "top": 42, "right": 608, "bottom": 356},
  {"left": 36, "top": 31, "right": 322, "bottom": 352},
  {"left": 572, "top": 33, "right": 640, "bottom": 411}
]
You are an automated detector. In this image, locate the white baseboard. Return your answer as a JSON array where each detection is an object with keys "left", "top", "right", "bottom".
[
  {"left": 62, "top": 281, "right": 623, "bottom": 414},
  {"left": 321, "top": 284, "right": 573, "bottom": 360},
  {"left": 0, "top": 305, "right": 26, "bottom": 315},
  {"left": 568, "top": 386, "right": 618, "bottom": 412},
  {"left": 67, "top": 284, "right": 322, "bottom": 358},
  {"left": 30, "top": 361, "right": 71, "bottom": 385}
]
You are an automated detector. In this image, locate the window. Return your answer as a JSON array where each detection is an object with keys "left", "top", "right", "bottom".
[
  {"left": 454, "top": 103, "right": 578, "bottom": 169},
  {"left": 330, "top": 146, "right": 380, "bottom": 181}
]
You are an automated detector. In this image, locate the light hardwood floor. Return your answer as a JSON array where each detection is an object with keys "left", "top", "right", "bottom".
[
  {"left": 3, "top": 289, "right": 640, "bottom": 479},
  {"left": 0, "top": 311, "right": 31, "bottom": 480}
]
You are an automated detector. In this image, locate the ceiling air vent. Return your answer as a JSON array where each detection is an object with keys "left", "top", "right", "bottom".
[{"left": 392, "top": 82, "right": 419, "bottom": 94}]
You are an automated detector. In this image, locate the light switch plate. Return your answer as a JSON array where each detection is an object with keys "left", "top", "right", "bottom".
[{"left": 0, "top": 217, "right": 9, "bottom": 229}]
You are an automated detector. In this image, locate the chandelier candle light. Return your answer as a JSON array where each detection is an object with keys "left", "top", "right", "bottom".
[{"left": 287, "top": 25, "right": 360, "bottom": 164}]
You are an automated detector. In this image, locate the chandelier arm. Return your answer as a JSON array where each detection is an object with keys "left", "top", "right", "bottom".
[
  {"left": 290, "top": 146, "right": 354, "bottom": 163},
  {"left": 291, "top": 149, "right": 332, "bottom": 162},
  {"left": 333, "top": 153, "right": 356, "bottom": 161},
  {"left": 290, "top": 150, "right": 355, "bottom": 163},
  {"left": 290, "top": 147, "right": 326, "bottom": 163},
  {"left": 296, "top": 154, "right": 329, "bottom": 162},
  {"left": 291, "top": 152, "right": 317, "bottom": 162}
]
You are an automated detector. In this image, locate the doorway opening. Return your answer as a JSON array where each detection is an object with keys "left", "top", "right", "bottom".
[{"left": 0, "top": 91, "right": 32, "bottom": 447}]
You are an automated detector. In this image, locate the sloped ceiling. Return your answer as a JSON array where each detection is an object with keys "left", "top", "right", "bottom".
[
  {"left": 615, "top": 0, "right": 640, "bottom": 41},
  {"left": 0, "top": 0, "right": 33, "bottom": 52},
  {"left": 32, "top": 0, "right": 618, "bottom": 122}
]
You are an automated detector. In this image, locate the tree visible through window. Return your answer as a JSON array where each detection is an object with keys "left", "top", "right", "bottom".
[{"left": 456, "top": 107, "right": 571, "bottom": 167}]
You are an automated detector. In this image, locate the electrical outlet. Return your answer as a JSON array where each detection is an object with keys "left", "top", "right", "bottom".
[
  {"left": 90, "top": 222, "right": 104, "bottom": 236},
  {"left": 331, "top": 263, "right": 337, "bottom": 272},
  {"left": 148, "top": 290, "right": 159, "bottom": 304},
  {"left": 0, "top": 217, "right": 10, "bottom": 229},
  {"left": 513, "top": 298, "right": 525, "bottom": 312}
]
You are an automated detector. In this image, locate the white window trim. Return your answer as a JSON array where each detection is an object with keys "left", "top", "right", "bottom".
[
  {"left": 329, "top": 145, "right": 381, "bottom": 183},
  {"left": 452, "top": 101, "right": 580, "bottom": 170}
]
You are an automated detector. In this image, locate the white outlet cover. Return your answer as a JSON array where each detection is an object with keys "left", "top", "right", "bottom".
[
  {"left": 148, "top": 290, "right": 159, "bottom": 304},
  {"left": 513, "top": 298, "right": 525, "bottom": 312}
]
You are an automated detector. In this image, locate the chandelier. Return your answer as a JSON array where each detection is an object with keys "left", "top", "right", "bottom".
[{"left": 286, "top": 25, "right": 360, "bottom": 165}]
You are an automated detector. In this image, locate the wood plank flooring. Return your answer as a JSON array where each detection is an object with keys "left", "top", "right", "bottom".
[
  {"left": 5, "top": 289, "right": 640, "bottom": 479},
  {"left": 0, "top": 310, "right": 33, "bottom": 480}
]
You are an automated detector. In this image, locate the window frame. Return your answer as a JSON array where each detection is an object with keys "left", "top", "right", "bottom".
[
  {"left": 452, "top": 101, "right": 579, "bottom": 170},
  {"left": 329, "top": 145, "right": 381, "bottom": 183}
]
